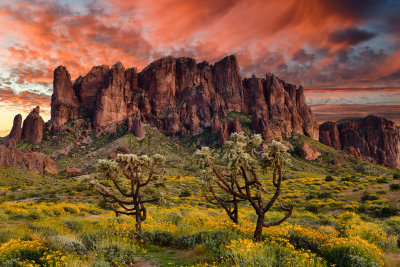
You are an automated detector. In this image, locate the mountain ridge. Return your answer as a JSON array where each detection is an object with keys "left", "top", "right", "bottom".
[{"left": 47, "top": 54, "right": 319, "bottom": 144}]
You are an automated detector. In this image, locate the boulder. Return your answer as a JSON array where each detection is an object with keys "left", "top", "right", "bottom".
[
  {"left": 21, "top": 106, "right": 45, "bottom": 144},
  {"left": 65, "top": 167, "right": 82, "bottom": 174},
  {"left": 300, "top": 141, "right": 321, "bottom": 160}
]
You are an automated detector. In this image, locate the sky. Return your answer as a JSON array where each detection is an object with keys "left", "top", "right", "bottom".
[{"left": 1, "top": 0, "right": 400, "bottom": 136}]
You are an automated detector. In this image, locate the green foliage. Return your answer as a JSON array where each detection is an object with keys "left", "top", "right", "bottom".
[
  {"left": 101, "top": 243, "right": 135, "bottom": 266},
  {"left": 389, "top": 183, "right": 400, "bottom": 191},
  {"left": 376, "top": 177, "right": 390, "bottom": 184},
  {"left": 361, "top": 191, "right": 380, "bottom": 203}
]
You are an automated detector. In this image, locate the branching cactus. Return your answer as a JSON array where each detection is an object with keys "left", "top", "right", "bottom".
[
  {"left": 92, "top": 154, "right": 166, "bottom": 235},
  {"left": 195, "top": 132, "right": 293, "bottom": 241}
]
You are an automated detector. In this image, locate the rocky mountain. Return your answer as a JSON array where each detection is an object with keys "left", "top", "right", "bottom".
[
  {"left": 4, "top": 55, "right": 400, "bottom": 171},
  {"left": 45, "top": 55, "right": 318, "bottom": 144},
  {"left": 319, "top": 115, "right": 400, "bottom": 169}
]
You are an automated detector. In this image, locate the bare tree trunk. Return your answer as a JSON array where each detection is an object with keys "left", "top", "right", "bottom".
[
  {"left": 135, "top": 206, "right": 142, "bottom": 235},
  {"left": 254, "top": 213, "right": 265, "bottom": 242}
]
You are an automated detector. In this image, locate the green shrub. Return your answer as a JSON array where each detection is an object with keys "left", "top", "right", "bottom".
[
  {"left": 393, "top": 173, "right": 400, "bottom": 179},
  {"left": 81, "top": 231, "right": 102, "bottom": 251},
  {"left": 374, "top": 205, "right": 399, "bottom": 218},
  {"left": 101, "top": 243, "right": 135, "bottom": 267},
  {"left": 0, "top": 230, "right": 18, "bottom": 243},
  {"left": 361, "top": 192, "right": 379, "bottom": 203},
  {"left": 203, "top": 230, "right": 240, "bottom": 256},
  {"left": 152, "top": 230, "right": 174, "bottom": 246},
  {"left": 305, "top": 204, "right": 320, "bottom": 213},
  {"left": 49, "top": 235, "right": 87, "bottom": 255},
  {"left": 174, "top": 231, "right": 209, "bottom": 249},
  {"left": 63, "top": 219, "right": 84, "bottom": 232},
  {"left": 63, "top": 206, "right": 78, "bottom": 214},
  {"left": 0, "top": 239, "right": 47, "bottom": 265},
  {"left": 179, "top": 189, "right": 192, "bottom": 198},
  {"left": 348, "top": 255, "right": 380, "bottom": 267},
  {"left": 389, "top": 183, "right": 400, "bottom": 191},
  {"left": 376, "top": 177, "right": 390, "bottom": 184},
  {"left": 288, "top": 225, "right": 383, "bottom": 266},
  {"left": 325, "top": 175, "right": 334, "bottom": 182}
]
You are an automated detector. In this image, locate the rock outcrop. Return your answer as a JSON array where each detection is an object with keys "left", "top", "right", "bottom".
[
  {"left": 0, "top": 141, "right": 59, "bottom": 175},
  {"left": 51, "top": 66, "right": 79, "bottom": 129},
  {"left": 132, "top": 117, "right": 145, "bottom": 139},
  {"left": 319, "top": 115, "right": 400, "bottom": 169},
  {"left": 244, "top": 74, "right": 318, "bottom": 141},
  {"left": 319, "top": 121, "right": 341, "bottom": 150},
  {"left": 6, "top": 114, "right": 22, "bottom": 144},
  {"left": 300, "top": 141, "right": 321, "bottom": 161},
  {"left": 21, "top": 107, "right": 45, "bottom": 144},
  {"left": 46, "top": 55, "right": 318, "bottom": 142},
  {"left": 219, "top": 118, "right": 243, "bottom": 145},
  {"left": 211, "top": 114, "right": 221, "bottom": 134}
]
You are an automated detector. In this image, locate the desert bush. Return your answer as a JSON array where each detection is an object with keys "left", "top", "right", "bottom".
[
  {"left": 392, "top": 173, "right": 400, "bottom": 179},
  {"left": 361, "top": 191, "right": 379, "bottom": 203},
  {"left": 179, "top": 189, "right": 192, "bottom": 198},
  {"left": 174, "top": 232, "right": 207, "bottom": 249},
  {"left": 342, "top": 220, "right": 398, "bottom": 250},
  {"left": 389, "top": 183, "right": 400, "bottom": 190},
  {"left": 101, "top": 243, "right": 135, "bottom": 266},
  {"left": 152, "top": 230, "right": 174, "bottom": 246},
  {"left": 374, "top": 205, "right": 399, "bottom": 218},
  {"left": 305, "top": 203, "right": 320, "bottom": 213},
  {"left": 376, "top": 177, "right": 390, "bottom": 184},
  {"left": 49, "top": 235, "right": 87, "bottom": 255},
  {"left": 202, "top": 230, "right": 241, "bottom": 256},
  {"left": 63, "top": 219, "right": 84, "bottom": 232},
  {"left": 325, "top": 175, "right": 334, "bottom": 182},
  {"left": 288, "top": 225, "right": 383, "bottom": 266},
  {"left": 224, "top": 238, "right": 329, "bottom": 267},
  {"left": 0, "top": 239, "right": 66, "bottom": 266},
  {"left": 81, "top": 231, "right": 102, "bottom": 251}
]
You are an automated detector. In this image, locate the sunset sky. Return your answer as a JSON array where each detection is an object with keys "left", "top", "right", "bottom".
[{"left": 1, "top": 0, "right": 400, "bottom": 136}]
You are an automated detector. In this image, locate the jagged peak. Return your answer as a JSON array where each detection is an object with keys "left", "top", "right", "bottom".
[{"left": 112, "top": 61, "right": 125, "bottom": 70}]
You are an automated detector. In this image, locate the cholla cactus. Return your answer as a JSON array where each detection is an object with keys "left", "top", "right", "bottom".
[
  {"left": 194, "top": 132, "right": 293, "bottom": 242},
  {"left": 93, "top": 153, "right": 165, "bottom": 235}
]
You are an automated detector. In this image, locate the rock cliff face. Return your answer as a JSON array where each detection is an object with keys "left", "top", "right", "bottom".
[
  {"left": 21, "top": 107, "right": 45, "bottom": 144},
  {"left": 48, "top": 55, "right": 319, "bottom": 143},
  {"left": 7, "top": 114, "right": 22, "bottom": 144},
  {"left": 319, "top": 115, "right": 400, "bottom": 169},
  {"left": 51, "top": 66, "right": 79, "bottom": 129},
  {"left": 0, "top": 140, "right": 58, "bottom": 175}
]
